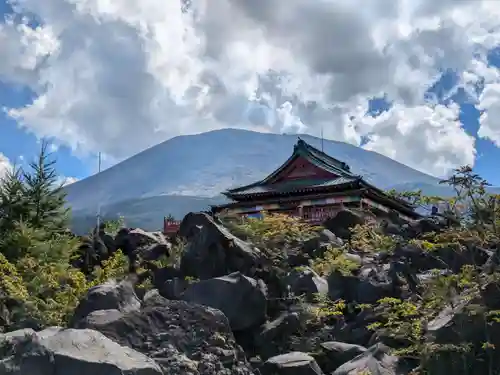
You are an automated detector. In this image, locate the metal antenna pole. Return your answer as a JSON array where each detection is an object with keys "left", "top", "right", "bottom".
[
  {"left": 96, "top": 152, "right": 102, "bottom": 229},
  {"left": 321, "top": 126, "right": 324, "bottom": 152}
]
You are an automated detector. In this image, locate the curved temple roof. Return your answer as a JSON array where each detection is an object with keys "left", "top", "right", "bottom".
[
  {"left": 220, "top": 138, "right": 417, "bottom": 215},
  {"left": 225, "top": 138, "right": 360, "bottom": 196}
]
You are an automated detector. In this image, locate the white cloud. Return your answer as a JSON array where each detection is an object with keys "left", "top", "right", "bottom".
[
  {"left": 1, "top": 0, "right": 500, "bottom": 176},
  {"left": 356, "top": 103, "right": 476, "bottom": 176},
  {"left": 58, "top": 176, "right": 79, "bottom": 186},
  {"left": 0, "top": 153, "right": 13, "bottom": 180}
]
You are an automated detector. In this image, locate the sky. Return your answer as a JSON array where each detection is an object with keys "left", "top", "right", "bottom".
[{"left": 0, "top": 0, "right": 500, "bottom": 187}]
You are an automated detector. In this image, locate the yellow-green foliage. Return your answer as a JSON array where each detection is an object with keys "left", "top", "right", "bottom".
[
  {"left": 311, "top": 222, "right": 394, "bottom": 277},
  {"left": 408, "top": 239, "right": 440, "bottom": 252},
  {"left": 311, "top": 245, "right": 361, "bottom": 276},
  {"left": 233, "top": 212, "right": 320, "bottom": 247},
  {"left": 422, "top": 265, "right": 479, "bottom": 311},
  {"left": 350, "top": 223, "right": 397, "bottom": 254},
  {"left": 0, "top": 226, "right": 130, "bottom": 329},
  {"left": 226, "top": 212, "right": 320, "bottom": 266},
  {"left": 367, "top": 297, "right": 423, "bottom": 356},
  {"left": 308, "top": 293, "right": 346, "bottom": 320},
  {"left": 104, "top": 216, "right": 125, "bottom": 236},
  {"left": 0, "top": 147, "right": 134, "bottom": 331},
  {"left": 0, "top": 252, "right": 29, "bottom": 302},
  {"left": 161, "top": 238, "right": 186, "bottom": 268},
  {"left": 90, "top": 250, "right": 129, "bottom": 286}
]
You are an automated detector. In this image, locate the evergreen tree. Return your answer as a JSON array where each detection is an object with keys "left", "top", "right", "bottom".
[
  {"left": 23, "top": 141, "right": 70, "bottom": 233},
  {"left": 0, "top": 165, "right": 30, "bottom": 236}
]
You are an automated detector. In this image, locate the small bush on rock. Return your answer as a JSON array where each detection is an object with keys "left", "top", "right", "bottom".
[
  {"left": 311, "top": 245, "right": 361, "bottom": 276},
  {"left": 350, "top": 222, "right": 398, "bottom": 254},
  {"left": 226, "top": 212, "right": 320, "bottom": 269}
]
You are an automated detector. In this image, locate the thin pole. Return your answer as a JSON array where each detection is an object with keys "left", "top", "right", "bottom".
[
  {"left": 96, "top": 152, "right": 102, "bottom": 229},
  {"left": 321, "top": 127, "right": 324, "bottom": 152}
]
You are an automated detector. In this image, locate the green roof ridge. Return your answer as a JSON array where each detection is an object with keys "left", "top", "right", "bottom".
[
  {"left": 295, "top": 138, "right": 356, "bottom": 177},
  {"left": 225, "top": 138, "right": 360, "bottom": 195}
]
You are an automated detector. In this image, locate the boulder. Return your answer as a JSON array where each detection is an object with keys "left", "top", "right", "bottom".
[
  {"left": 179, "top": 212, "right": 262, "bottom": 279},
  {"left": 423, "top": 291, "right": 500, "bottom": 375},
  {"left": 327, "top": 266, "right": 394, "bottom": 304},
  {"left": 431, "top": 244, "right": 491, "bottom": 273},
  {"left": 0, "top": 327, "right": 162, "bottom": 375},
  {"left": 301, "top": 229, "right": 343, "bottom": 257},
  {"left": 262, "top": 352, "right": 324, "bottom": 375},
  {"left": 254, "top": 311, "right": 302, "bottom": 359},
  {"left": 115, "top": 228, "right": 171, "bottom": 262},
  {"left": 158, "top": 277, "right": 189, "bottom": 300},
  {"left": 182, "top": 272, "right": 267, "bottom": 331},
  {"left": 70, "top": 279, "right": 141, "bottom": 328},
  {"left": 315, "top": 341, "right": 367, "bottom": 373},
  {"left": 323, "top": 209, "right": 367, "bottom": 240},
  {"left": 426, "top": 293, "right": 484, "bottom": 345},
  {"left": 285, "top": 267, "right": 328, "bottom": 299},
  {"left": 81, "top": 296, "right": 254, "bottom": 375},
  {"left": 79, "top": 309, "right": 124, "bottom": 327},
  {"left": 332, "top": 343, "right": 404, "bottom": 375}
]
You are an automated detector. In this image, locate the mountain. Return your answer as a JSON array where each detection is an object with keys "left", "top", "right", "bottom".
[
  {"left": 65, "top": 128, "right": 458, "bottom": 233},
  {"left": 70, "top": 195, "right": 227, "bottom": 233}
]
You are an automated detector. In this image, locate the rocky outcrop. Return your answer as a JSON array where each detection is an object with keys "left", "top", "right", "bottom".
[
  {"left": 4, "top": 208, "right": 500, "bottom": 375},
  {"left": 0, "top": 327, "right": 162, "bottom": 375},
  {"left": 323, "top": 209, "right": 367, "bottom": 240},
  {"left": 182, "top": 271, "right": 268, "bottom": 331},
  {"left": 315, "top": 341, "right": 367, "bottom": 373},
  {"left": 332, "top": 343, "right": 403, "bottom": 375},
  {"left": 115, "top": 227, "right": 172, "bottom": 265},
  {"left": 284, "top": 266, "right": 329, "bottom": 299},
  {"left": 179, "top": 212, "right": 262, "bottom": 279},
  {"left": 262, "top": 352, "right": 324, "bottom": 375},
  {"left": 80, "top": 295, "right": 254, "bottom": 375},
  {"left": 70, "top": 279, "right": 141, "bottom": 328}
]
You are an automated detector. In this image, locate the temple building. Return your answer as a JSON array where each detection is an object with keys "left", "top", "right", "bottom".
[{"left": 211, "top": 138, "right": 421, "bottom": 224}]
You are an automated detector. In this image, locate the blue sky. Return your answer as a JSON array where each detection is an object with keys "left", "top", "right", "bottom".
[
  {"left": 1, "top": 0, "right": 500, "bottom": 187},
  {"left": 0, "top": 0, "right": 90, "bottom": 180},
  {"left": 0, "top": 82, "right": 92, "bottom": 179}
]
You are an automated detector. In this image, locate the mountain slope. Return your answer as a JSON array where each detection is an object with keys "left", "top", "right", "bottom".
[
  {"left": 65, "top": 128, "right": 442, "bottom": 214},
  {"left": 70, "top": 194, "right": 227, "bottom": 233}
]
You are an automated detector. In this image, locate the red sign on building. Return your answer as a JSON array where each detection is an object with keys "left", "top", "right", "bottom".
[{"left": 163, "top": 218, "right": 180, "bottom": 235}]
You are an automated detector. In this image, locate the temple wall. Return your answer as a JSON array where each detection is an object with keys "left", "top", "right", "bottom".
[
  {"left": 222, "top": 195, "right": 415, "bottom": 224},
  {"left": 228, "top": 195, "right": 360, "bottom": 216}
]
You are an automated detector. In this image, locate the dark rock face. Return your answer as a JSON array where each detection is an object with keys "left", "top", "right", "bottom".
[
  {"left": 327, "top": 267, "right": 394, "bottom": 305},
  {"left": 182, "top": 272, "right": 268, "bottom": 331},
  {"left": 179, "top": 212, "right": 263, "bottom": 280},
  {"left": 115, "top": 228, "right": 172, "bottom": 271},
  {"left": 301, "top": 229, "right": 343, "bottom": 257},
  {"left": 253, "top": 311, "right": 303, "bottom": 359},
  {"left": 323, "top": 209, "right": 367, "bottom": 240},
  {"left": 315, "top": 341, "right": 367, "bottom": 373},
  {"left": 284, "top": 267, "right": 329, "bottom": 299},
  {"left": 81, "top": 296, "right": 255, "bottom": 375},
  {"left": 70, "top": 279, "right": 141, "bottom": 328},
  {"left": 124, "top": 228, "right": 171, "bottom": 261},
  {"left": 423, "top": 290, "right": 500, "bottom": 375},
  {"left": 0, "top": 327, "right": 162, "bottom": 375},
  {"left": 159, "top": 277, "right": 189, "bottom": 300}
]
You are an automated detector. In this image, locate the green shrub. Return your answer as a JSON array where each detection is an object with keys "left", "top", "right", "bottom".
[{"left": 311, "top": 245, "right": 361, "bottom": 276}]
